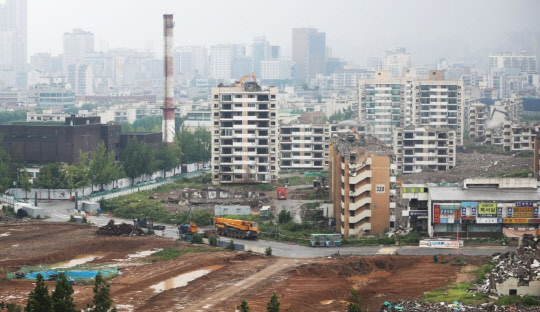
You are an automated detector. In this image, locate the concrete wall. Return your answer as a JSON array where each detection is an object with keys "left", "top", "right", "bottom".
[
  {"left": 463, "top": 178, "right": 537, "bottom": 189},
  {"left": 495, "top": 278, "right": 540, "bottom": 296}
]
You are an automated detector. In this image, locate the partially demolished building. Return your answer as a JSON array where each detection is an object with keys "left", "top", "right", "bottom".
[{"left": 329, "top": 133, "right": 398, "bottom": 236}]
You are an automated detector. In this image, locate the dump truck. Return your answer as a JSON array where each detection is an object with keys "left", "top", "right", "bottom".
[
  {"left": 214, "top": 217, "right": 258, "bottom": 240},
  {"left": 276, "top": 187, "right": 287, "bottom": 200}
]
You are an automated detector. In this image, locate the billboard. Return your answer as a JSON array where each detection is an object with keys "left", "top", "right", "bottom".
[
  {"left": 513, "top": 207, "right": 533, "bottom": 218},
  {"left": 419, "top": 240, "right": 464, "bottom": 249},
  {"left": 503, "top": 218, "right": 529, "bottom": 224},
  {"left": 478, "top": 203, "right": 497, "bottom": 217}
]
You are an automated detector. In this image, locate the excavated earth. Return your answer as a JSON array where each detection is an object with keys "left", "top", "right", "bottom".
[{"left": 0, "top": 222, "right": 482, "bottom": 311}]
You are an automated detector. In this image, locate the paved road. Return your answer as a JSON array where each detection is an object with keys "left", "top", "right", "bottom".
[{"left": 39, "top": 200, "right": 515, "bottom": 258}]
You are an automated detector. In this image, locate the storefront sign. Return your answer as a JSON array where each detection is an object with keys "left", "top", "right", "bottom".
[
  {"left": 497, "top": 207, "right": 503, "bottom": 217},
  {"left": 516, "top": 201, "right": 533, "bottom": 207},
  {"left": 461, "top": 202, "right": 478, "bottom": 207},
  {"left": 409, "top": 210, "right": 428, "bottom": 216},
  {"left": 504, "top": 218, "right": 529, "bottom": 224},
  {"left": 478, "top": 203, "right": 497, "bottom": 217},
  {"left": 514, "top": 207, "right": 533, "bottom": 218},
  {"left": 419, "top": 240, "right": 463, "bottom": 249},
  {"left": 508, "top": 207, "right": 513, "bottom": 217},
  {"left": 477, "top": 218, "right": 502, "bottom": 224},
  {"left": 433, "top": 205, "right": 440, "bottom": 223},
  {"left": 471, "top": 207, "right": 477, "bottom": 216},
  {"left": 461, "top": 216, "right": 476, "bottom": 220},
  {"left": 461, "top": 207, "right": 466, "bottom": 216},
  {"left": 530, "top": 219, "right": 540, "bottom": 223},
  {"left": 534, "top": 207, "right": 539, "bottom": 218}
]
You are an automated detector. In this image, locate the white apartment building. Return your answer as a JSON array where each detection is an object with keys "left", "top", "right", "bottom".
[
  {"left": 279, "top": 123, "right": 330, "bottom": 170},
  {"left": 331, "top": 71, "right": 373, "bottom": 89},
  {"left": 63, "top": 29, "right": 94, "bottom": 75},
  {"left": 210, "top": 45, "right": 233, "bottom": 80},
  {"left": 260, "top": 60, "right": 292, "bottom": 80},
  {"left": 503, "top": 121, "right": 539, "bottom": 152},
  {"left": 211, "top": 84, "right": 279, "bottom": 185},
  {"left": 393, "top": 126, "right": 456, "bottom": 173},
  {"left": 174, "top": 46, "right": 208, "bottom": 77}
]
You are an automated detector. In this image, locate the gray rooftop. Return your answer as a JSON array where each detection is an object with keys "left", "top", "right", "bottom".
[{"left": 429, "top": 187, "right": 540, "bottom": 202}]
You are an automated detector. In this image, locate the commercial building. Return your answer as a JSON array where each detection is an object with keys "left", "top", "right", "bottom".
[
  {"left": 393, "top": 126, "right": 456, "bottom": 173},
  {"left": 174, "top": 46, "right": 207, "bottom": 78},
  {"left": 260, "top": 60, "right": 292, "bottom": 80},
  {"left": 211, "top": 83, "right": 279, "bottom": 185},
  {"left": 0, "top": 116, "right": 121, "bottom": 164},
  {"left": 329, "top": 134, "right": 397, "bottom": 236},
  {"left": 502, "top": 121, "right": 538, "bottom": 152},
  {"left": 279, "top": 123, "right": 330, "bottom": 170},
  {"left": 292, "top": 27, "right": 326, "bottom": 85}
]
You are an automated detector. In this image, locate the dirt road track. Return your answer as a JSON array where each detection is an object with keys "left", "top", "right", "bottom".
[{"left": 183, "top": 258, "right": 300, "bottom": 312}]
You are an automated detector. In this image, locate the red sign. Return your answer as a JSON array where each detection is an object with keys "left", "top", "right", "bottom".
[
  {"left": 530, "top": 219, "right": 540, "bottom": 223},
  {"left": 462, "top": 216, "right": 476, "bottom": 220},
  {"left": 433, "top": 205, "right": 440, "bottom": 224}
]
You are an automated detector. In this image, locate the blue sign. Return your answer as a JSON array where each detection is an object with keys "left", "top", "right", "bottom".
[
  {"left": 471, "top": 207, "right": 477, "bottom": 216},
  {"left": 461, "top": 207, "right": 467, "bottom": 216},
  {"left": 508, "top": 207, "right": 513, "bottom": 217},
  {"left": 462, "top": 202, "right": 478, "bottom": 207},
  {"left": 516, "top": 201, "right": 533, "bottom": 207},
  {"left": 535, "top": 207, "right": 539, "bottom": 218},
  {"left": 440, "top": 218, "right": 449, "bottom": 224},
  {"left": 497, "top": 207, "right": 503, "bottom": 217}
]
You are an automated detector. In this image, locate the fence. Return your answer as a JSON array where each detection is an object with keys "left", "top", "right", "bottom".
[
  {"left": 0, "top": 193, "right": 21, "bottom": 206},
  {"left": 87, "top": 169, "right": 209, "bottom": 202}
]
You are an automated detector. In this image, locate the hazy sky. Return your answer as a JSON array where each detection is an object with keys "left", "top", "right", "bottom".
[{"left": 28, "top": 0, "right": 540, "bottom": 66}]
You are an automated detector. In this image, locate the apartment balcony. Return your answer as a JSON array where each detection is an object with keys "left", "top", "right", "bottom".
[
  {"left": 349, "top": 183, "right": 371, "bottom": 197},
  {"left": 232, "top": 115, "right": 258, "bottom": 121},
  {"left": 232, "top": 160, "right": 256, "bottom": 165},
  {"left": 349, "top": 157, "right": 372, "bottom": 170},
  {"left": 390, "top": 202, "right": 396, "bottom": 209},
  {"left": 292, "top": 147, "right": 312, "bottom": 152},
  {"left": 234, "top": 124, "right": 258, "bottom": 129},
  {"left": 291, "top": 139, "right": 312, "bottom": 144},
  {"left": 349, "top": 196, "right": 372, "bottom": 211},
  {"left": 233, "top": 97, "right": 257, "bottom": 103},
  {"left": 232, "top": 142, "right": 256, "bottom": 147},
  {"left": 348, "top": 209, "right": 372, "bottom": 224},
  {"left": 349, "top": 170, "right": 372, "bottom": 184}
]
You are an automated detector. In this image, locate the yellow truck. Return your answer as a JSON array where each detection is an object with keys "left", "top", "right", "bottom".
[{"left": 214, "top": 217, "right": 259, "bottom": 240}]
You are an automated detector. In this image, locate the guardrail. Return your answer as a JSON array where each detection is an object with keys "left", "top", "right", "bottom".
[{"left": 87, "top": 169, "right": 210, "bottom": 202}]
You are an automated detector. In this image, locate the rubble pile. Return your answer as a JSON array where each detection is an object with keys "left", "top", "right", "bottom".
[
  {"left": 0, "top": 211, "right": 25, "bottom": 225},
  {"left": 96, "top": 219, "right": 144, "bottom": 236},
  {"left": 379, "top": 300, "right": 540, "bottom": 311},
  {"left": 486, "top": 235, "right": 540, "bottom": 287}
]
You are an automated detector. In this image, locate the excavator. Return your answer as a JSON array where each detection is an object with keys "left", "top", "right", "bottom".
[
  {"left": 178, "top": 221, "right": 198, "bottom": 236},
  {"left": 235, "top": 73, "right": 257, "bottom": 87}
]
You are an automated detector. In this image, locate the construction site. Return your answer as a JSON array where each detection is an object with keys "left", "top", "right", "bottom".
[{"left": 0, "top": 221, "right": 492, "bottom": 312}]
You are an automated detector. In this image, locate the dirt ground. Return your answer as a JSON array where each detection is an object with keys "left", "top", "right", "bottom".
[{"left": 0, "top": 222, "right": 485, "bottom": 312}]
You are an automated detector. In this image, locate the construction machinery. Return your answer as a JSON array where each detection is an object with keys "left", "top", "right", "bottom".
[
  {"left": 276, "top": 187, "right": 287, "bottom": 200},
  {"left": 133, "top": 218, "right": 165, "bottom": 231},
  {"left": 178, "top": 221, "right": 198, "bottom": 236},
  {"left": 214, "top": 217, "right": 259, "bottom": 240},
  {"left": 235, "top": 73, "right": 256, "bottom": 87},
  {"left": 346, "top": 126, "right": 359, "bottom": 142}
]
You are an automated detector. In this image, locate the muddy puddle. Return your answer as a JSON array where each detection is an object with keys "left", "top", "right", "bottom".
[
  {"left": 150, "top": 265, "right": 224, "bottom": 293},
  {"left": 114, "top": 249, "right": 163, "bottom": 262},
  {"left": 52, "top": 254, "right": 103, "bottom": 268}
]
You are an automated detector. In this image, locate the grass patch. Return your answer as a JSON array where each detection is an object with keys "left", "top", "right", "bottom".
[
  {"left": 476, "top": 263, "right": 494, "bottom": 282},
  {"left": 464, "top": 143, "right": 510, "bottom": 155},
  {"left": 424, "top": 282, "right": 488, "bottom": 305},
  {"left": 496, "top": 295, "right": 540, "bottom": 306},
  {"left": 488, "top": 169, "right": 533, "bottom": 178},
  {"left": 152, "top": 247, "right": 221, "bottom": 261},
  {"left": 278, "top": 175, "right": 315, "bottom": 187}
]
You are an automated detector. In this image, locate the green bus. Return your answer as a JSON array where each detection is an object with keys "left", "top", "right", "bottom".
[{"left": 309, "top": 234, "right": 342, "bottom": 247}]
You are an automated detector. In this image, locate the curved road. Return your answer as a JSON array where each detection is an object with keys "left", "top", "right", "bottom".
[{"left": 40, "top": 200, "right": 514, "bottom": 258}]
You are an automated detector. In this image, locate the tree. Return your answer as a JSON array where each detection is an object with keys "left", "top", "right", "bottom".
[
  {"left": 176, "top": 127, "right": 210, "bottom": 164},
  {"left": 278, "top": 210, "right": 292, "bottom": 224},
  {"left": 89, "top": 142, "right": 123, "bottom": 191},
  {"left": 26, "top": 274, "right": 52, "bottom": 312},
  {"left": 347, "top": 289, "right": 362, "bottom": 312},
  {"left": 0, "top": 136, "right": 13, "bottom": 192},
  {"left": 51, "top": 273, "right": 77, "bottom": 312},
  {"left": 267, "top": 293, "right": 280, "bottom": 312},
  {"left": 0, "top": 302, "right": 22, "bottom": 312},
  {"left": 237, "top": 300, "right": 249, "bottom": 312},
  {"left": 20, "top": 169, "right": 31, "bottom": 200},
  {"left": 37, "top": 163, "right": 62, "bottom": 200},
  {"left": 87, "top": 273, "right": 115, "bottom": 312},
  {"left": 120, "top": 137, "right": 143, "bottom": 185},
  {"left": 154, "top": 143, "right": 182, "bottom": 178}
]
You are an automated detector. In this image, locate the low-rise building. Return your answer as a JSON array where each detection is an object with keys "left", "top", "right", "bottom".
[
  {"left": 329, "top": 134, "right": 398, "bottom": 236},
  {"left": 393, "top": 126, "right": 456, "bottom": 173}
]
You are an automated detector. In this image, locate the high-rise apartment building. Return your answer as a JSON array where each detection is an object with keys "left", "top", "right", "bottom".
[
  {"left": 359, "top": 70, "right": 464, "bottom": 147},
  {"left": 383, "top": 48, "right": 411, "bottom": 77},
  {"left": 211, "top": 84, "right": 279, "bottom": 185},
  {"left": 359, "top": 71, "right": 414, "bottom": 145},
  {"left": 292, "top": 28, "right": 326, "bottom": 85},
  {"left": 0, "top": 0, "right": 26, "bottom": 87},
  {"left": 252, "top": 37, "right": 271, "bottom": 77},
  {"left": 63, "top": 29, "right": 94, "bottom": 75},
  {"left": 279, "top": 123, "right": 330, "bottom": 170},
  {"left": 466, "top": 101, "right": 487, "bottom": 139},
  {"left": 489, "top": 52, "right": 537, "bottom": 74},
  {"left": 210, "top": 45, "right": 232, "bottom": 80},
  {"left": 174, "top": 46, "right": 208, "bottom": 78}
]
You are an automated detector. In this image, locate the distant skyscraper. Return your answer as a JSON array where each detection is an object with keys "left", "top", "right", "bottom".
[
  {"left": 292, "top": 27, "right": 326, "bottom": 85},
  {"left": 174, "top": 46, "right": 207, "bottom": 77},
  {"left": 210, "top": 44, "right": 233, "bottom": 80},
  {"left": 63, "top": 29, "right": 94, "bottom": 75},
  {"left": 0, "top": 0, "right": 27, "bottom": 87},
  {"left": 252, "top": 37, "right": 270, "bottom": 77}
]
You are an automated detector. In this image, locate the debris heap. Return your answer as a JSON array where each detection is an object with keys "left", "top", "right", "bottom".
[
  {"left": 484, "top": 235, "right": 540, "bottom": 290},
  {"left": 379, "top": 300, "right": 540, "bottom": 311},
  {"left": 96, "top": 219, "right": 144, "bottom": 236}
]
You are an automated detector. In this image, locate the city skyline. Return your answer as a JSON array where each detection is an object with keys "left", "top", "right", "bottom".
[{"left": 27, "top": 0, "right": 540, "bottom": 66}]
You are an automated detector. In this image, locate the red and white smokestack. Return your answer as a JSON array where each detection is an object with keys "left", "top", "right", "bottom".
[{"left": 162, "top": 14, "right": 175, "bottom": 144}]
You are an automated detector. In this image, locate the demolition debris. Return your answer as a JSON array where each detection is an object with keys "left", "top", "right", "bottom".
[
  {"left": 96, "top": 219, "right": 145, "bottom": 236},
  {"left": 379, "top": 300, "right": 540, "bottom": 311}
]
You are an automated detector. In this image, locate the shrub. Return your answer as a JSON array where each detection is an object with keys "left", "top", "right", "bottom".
[
  {"left": 208, "top": 235, "right": 217, "bottom": 246},
  {"left": 69, "top": 215, "right": 76, "bottom": 222},
  {"left": 191, "top": 233, "right": 203, "bottom": 244},
  {"left": 82, "top": 216, "right": 87, "bottom": 223},
  {"left": 265, "top": 246, "right": 272, "bottom": 256},
  {"left": 226, "top": 240, "right": 235, "bottom": 250},
  {"left": 278, "top": 210, "right": 292, "bottom": 224}
]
